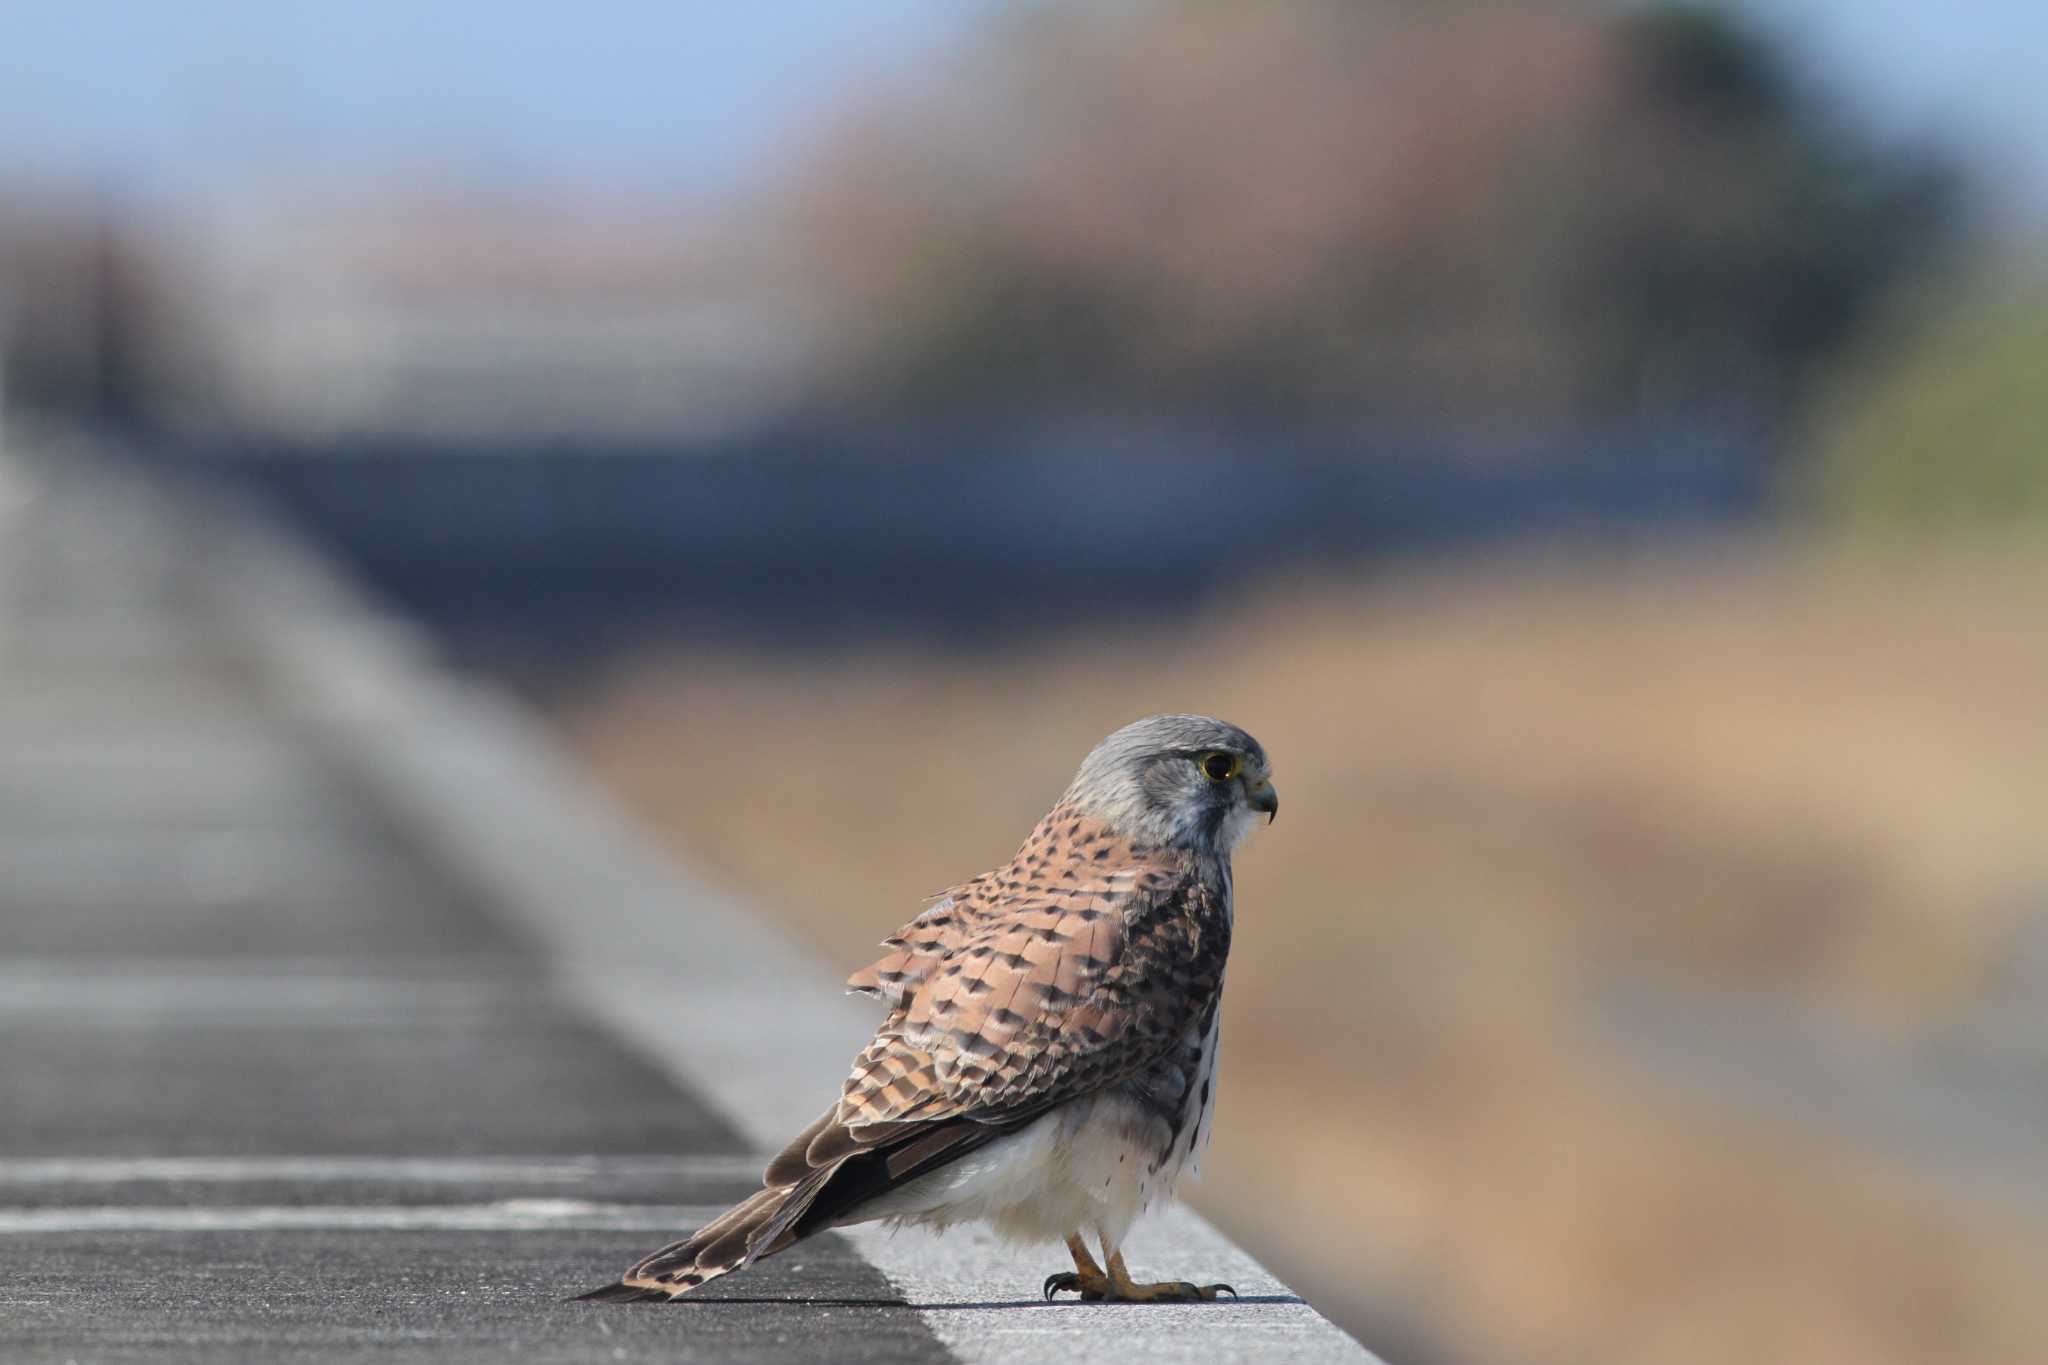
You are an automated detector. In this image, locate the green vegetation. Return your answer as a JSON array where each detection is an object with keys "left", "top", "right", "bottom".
[{"left": 1801, "top": 273, "right": 2048, "bottom": 535}]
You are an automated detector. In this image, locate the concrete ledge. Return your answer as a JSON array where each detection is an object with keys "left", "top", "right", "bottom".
[{"left": 183, "top": 461, "right": 1382, "bottom": 1363}]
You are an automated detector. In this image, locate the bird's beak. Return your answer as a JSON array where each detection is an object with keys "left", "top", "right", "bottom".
[{"left": 1246, "top": 778, "right": 1279, "bottom": 823}]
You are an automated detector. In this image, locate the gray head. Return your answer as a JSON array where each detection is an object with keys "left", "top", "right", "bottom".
[{"left": 1060, "top": 714, "right": 1277, "bottom": 854}]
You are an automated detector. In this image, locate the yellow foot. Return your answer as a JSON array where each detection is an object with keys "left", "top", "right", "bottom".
[
  {"left": 1139, "top": 1279, "right": 1236, "bottom": 1302},
  {"left": 1043, "top": 1244, "right": 1236, "bottom": 1303},
  {"left": 1042, "top": 1270, "right": 1236, "bottom": 1302},
  {"left": 1042, "top": 1268, "right": 1113, "bottom": 1301}
]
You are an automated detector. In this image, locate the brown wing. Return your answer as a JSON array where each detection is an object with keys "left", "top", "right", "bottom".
[
  {"left": 794, "top": 814, "right": 1228, "bottom": 1165},
  {"left": 842, "top": 885, "right": 984, "bottom": 1011}
]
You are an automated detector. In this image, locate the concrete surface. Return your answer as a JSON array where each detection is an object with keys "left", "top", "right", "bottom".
[{"left": 0, "top": 431, "right": 1380, "bottom": 1363}]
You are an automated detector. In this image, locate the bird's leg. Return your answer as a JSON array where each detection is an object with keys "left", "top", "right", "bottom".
[
  {"left": 1041, "top": 1233, "right": 1114, "bottom": 1301},
  {"left": 1044, "top": 1239, "right": 1236, "bottom": 1303},
  {"left": 1098, "top": 1249, "right": 1236, "bottom": 1303}
]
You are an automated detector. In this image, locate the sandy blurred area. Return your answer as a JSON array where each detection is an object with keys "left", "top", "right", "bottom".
[{"left": 556, "top": 547, "right": 2048, "bottom": 1365}]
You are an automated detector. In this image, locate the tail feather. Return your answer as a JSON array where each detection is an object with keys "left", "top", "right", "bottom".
[
  {"left": 571, "top": 1180, "right": 822, "bottom": 1303},
  {"left": 571, "top": 1282, "right": 676, "bottom": 1304},
  {"left": 574, "top": 1113, "right": 1035, "bottom": 1304}
]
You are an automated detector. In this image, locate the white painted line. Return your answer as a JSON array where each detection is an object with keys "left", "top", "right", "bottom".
[
  {"left": 0, "top": 1155, "right": 770, "bottom": 1185},
  {"left": 0, "top": 970, "right": 511, "bottom": 1019},
  {"left": 0, "top": 1202, "right": 704, "bottom": 1234},
  {"left": 0, "top": 955, "right": 500, "bottom": 980}
]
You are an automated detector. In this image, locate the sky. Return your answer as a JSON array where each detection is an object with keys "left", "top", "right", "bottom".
[
  {"left": 0, "top": 0, "right": 1003, "bottom": 198},
  {"left": 1, "top": 1, "right": 2043, "bottom": 223}
]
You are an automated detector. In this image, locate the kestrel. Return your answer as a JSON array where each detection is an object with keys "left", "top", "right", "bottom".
[{"left": 577, "top": 714, "right": 1277, "bottom": 1305}]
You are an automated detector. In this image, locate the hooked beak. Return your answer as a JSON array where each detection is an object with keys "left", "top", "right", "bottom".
[{"left": 1246, "top": 778, "right": 1279, "bottom": 823}]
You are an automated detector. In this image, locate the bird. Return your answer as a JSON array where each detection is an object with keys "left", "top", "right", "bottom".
[{"left": 575, "top": 713, "right": 1277, "bottom": 1306}]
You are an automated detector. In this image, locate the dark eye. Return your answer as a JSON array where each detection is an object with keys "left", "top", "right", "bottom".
[{"left": 1198, "top": 751, "right": 1241, "bottom": 783}]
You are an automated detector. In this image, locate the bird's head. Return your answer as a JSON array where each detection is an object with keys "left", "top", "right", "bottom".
[{"left": 1061, "top": 714, "right": 1277, "bottom": 854}]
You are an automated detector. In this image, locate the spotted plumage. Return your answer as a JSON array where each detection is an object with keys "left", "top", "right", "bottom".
[{"left": 576, "top": 714, "right": 1276, "bottom": 1305}]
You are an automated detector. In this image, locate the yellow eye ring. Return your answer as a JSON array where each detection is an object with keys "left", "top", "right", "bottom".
[{"left": 1197, "top": 751, "right": 1241, "bottom": 783}]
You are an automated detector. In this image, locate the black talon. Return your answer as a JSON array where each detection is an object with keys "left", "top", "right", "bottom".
[
  {"left": 1044, "top": 1272, "right": 1074, "bottom": 1301},
  {"left": 1214, "top": 1283, "right": 1238, "bottom": 1299}
]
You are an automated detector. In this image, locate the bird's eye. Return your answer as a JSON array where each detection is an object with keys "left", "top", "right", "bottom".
[{"left": 1197, "top": 751, "right": 1241, "bottom": 783}]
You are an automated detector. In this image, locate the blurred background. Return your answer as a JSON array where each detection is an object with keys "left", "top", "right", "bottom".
[{"left": 4, "top": 1, "right": 2046, "bottom": 1361}]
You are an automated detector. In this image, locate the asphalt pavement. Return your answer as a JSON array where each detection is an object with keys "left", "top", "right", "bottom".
[{"left": 0, "top": 437, "right": 1376, "bottom": 1364}]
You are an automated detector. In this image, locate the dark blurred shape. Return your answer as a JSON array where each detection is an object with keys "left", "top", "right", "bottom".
[
  {"left": 181, "top": 417, "right": 1764, "bottom": 666},
  {"left": 0, "top": 199, "right": 164, "bottom": 420},
  {"left": 1606, "top": 5, "right": 1960, "bottom": 407},
  {"left": 790, "top": 1, "right": 1959, "bottom": 431},
  {"left": 1625, "top": 2, "right": 1791, "bottom": 124}
]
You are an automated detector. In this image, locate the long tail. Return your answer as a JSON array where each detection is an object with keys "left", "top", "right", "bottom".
[
  {"left": 576, "top": 1110, "right": 1022, "bottom": 1303},
  {"left": 572, "top": 1171, "right": 831, "bottom": 1302}
]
